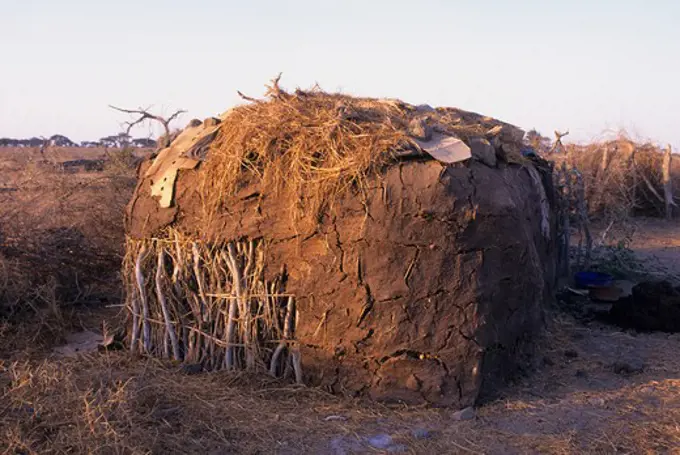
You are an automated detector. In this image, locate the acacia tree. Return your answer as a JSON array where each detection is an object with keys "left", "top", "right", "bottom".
[{"left": 109, "top": 105, "right": 186, "bottom": 148}]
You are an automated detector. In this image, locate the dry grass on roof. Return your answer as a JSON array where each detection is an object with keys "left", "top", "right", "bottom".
[
  {"left": 199, "top": 77, "right": 523, "bottom": 229},
  {"left": 200, "top": 79, "right": 409, "bottom": 228}
]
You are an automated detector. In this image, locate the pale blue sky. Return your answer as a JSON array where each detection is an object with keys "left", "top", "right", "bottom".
[{"left": 1, "top": 0, "right": 678, "bottom": 149}]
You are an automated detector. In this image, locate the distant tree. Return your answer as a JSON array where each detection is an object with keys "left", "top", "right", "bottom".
[
  {"left": 49, "top": 134, "right": 76, "bottom": 147},
  {"left": 115, "top": 132, "right": 132, "bottom": 148},
  {"left": 131, "top": 137, "right": 156, "bottom": 148},
  {"left": 97, "top": 134, "right": 128, "bottom": 148},
  {"left": 26, "top": 137, "right": 43, "bottom": 147},
  {"left": 99, "top": 135, "right": 119, "bottom": 148},
  {"left": 0, "top": 138, "right": 18, "bottom": 147}
]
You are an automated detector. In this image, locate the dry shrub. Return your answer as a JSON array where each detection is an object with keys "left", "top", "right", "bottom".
[
  {"left": 200, "top": 79, "right": 525, "bottom": 232},
  {"left": 104, "top": 147, "right": 143, "bottom": 174},
  {"left": 550, "top": 137, "right": 672, "bottom": 221},
  {"left": 0, "top": 157, "right": 137, "bottom": 331}
]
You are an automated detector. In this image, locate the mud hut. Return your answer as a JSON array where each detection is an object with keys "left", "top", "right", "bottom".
[{"left": 123, "top": 80, "right": 558, "bottom": 408}]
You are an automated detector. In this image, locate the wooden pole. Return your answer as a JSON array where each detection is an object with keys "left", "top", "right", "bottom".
[
  {"left": 600, "top": 143, "right": 610, "bottom": 175},
  {"left": 557, "top": 162, "right": 571, "bottom": 277},
  {"left": 574, "top": 170, "right": 592, "bottom": 267},
  {"left": 626, "top": 141, "right": 637, "bottom": 215},
  {"left": 663, "top": 144, "right": 674, "bottom": 220},
  {"left": 593, "top": 143, "right": 611, "bottom": 211}
]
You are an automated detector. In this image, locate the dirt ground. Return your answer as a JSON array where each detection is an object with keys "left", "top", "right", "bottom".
[
  {"left": 2, "top": 153, "right": 680, "bottom": 454},
  {"left": 628, "top": 219, "right": 680, "bottom": 284}
]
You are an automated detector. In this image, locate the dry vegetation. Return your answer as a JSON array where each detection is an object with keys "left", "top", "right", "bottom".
[
  {"left": 549, "top": 137, "right": 679, "bottom": 221},
  {"left": 200, "top": 79, "right": 526, "bottom": 232},
  {"left": 2, "top": 123, "right": 680, "bottom": 453},
  {"left": 0, "top": 148, "right": 138, "bottom": 344},
  {"left": 3, "top": 311, "right": 680, "bottom": 454}
]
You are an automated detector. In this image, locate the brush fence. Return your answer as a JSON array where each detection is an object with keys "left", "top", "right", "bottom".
[{"left": 123, "top": 232, "right": 302, "bottom": 382}]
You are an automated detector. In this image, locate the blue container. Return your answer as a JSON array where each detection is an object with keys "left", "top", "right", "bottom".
[{"left": 574, "top": 271, "right": 613, "bottom": 289}]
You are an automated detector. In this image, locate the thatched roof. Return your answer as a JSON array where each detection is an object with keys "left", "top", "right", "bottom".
[{"left": 144, "top": 78, "right": 529, "bottom": 228}]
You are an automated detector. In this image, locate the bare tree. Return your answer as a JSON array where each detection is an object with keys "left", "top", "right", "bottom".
[{"left": 109, "top": 105, "right": 186, "bottom": 148}]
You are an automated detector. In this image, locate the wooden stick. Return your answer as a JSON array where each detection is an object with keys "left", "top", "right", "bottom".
[
  {"left": 640, "top": 172, "right": 665, "bottom": 204},
  {"left": 270, "top": 296, "right": 294, "bottom": 376},
  {"left": 292, "top": 309, "right": 303, "bottom": 384},
  {"left": 156, "top": 249, "right": 181, "bottom": 361},
  {"left": 224, "top": 243, "right": 241, "bottom": 370},
  {"left": 592, "top": 144, "right": 611, "bottom": 211},
  {"left": 600, "top": 143, "right": 611, "bottom": 175},
  {"left": 134, "top": 245, "right": 151, "bottom": 352},
  {"left": 129, "top": 253, "right": 141, "bottom": 352},
  {"left": 172, "top": 233, "right": 184, "bottom": 289},
  {"left": 242, "top": 240, "right": 256, "bottom": 369},
  {"left": 626, "top": 142, "right": 637, "bottom": 213},
  {"left": 206, "top": 293, "right": 294, "bottom": 298},
  {"left": 663, "top": 144, "right": 675, "bottom": 219},
  {"left": 191, "top": 242, "right": 209, "bottom": 321}
]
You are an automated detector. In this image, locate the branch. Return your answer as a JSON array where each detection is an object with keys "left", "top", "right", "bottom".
[
  {"left": 265, "top": 72, "right": 284, "bottom": 99},
  {"left": 166, "top": 110, "right": 185, "bottom": 125},
  {"left": 554, "top": 130, "right": 570, "bottom": 141},
  {"left": 237, "top": 73, "right": 286, "bottom": 103},
  {"left": 549, "top": 130, "right": 570, "bottom": 153},
  {"left": 639, "top": 172, "right": 665, "bottom": 204},
  {"left": 237, "top": 91, "right": 261, "bottom": 103},
  {"left": 109, "top": 105, "right": 186, "bottom": 148}
]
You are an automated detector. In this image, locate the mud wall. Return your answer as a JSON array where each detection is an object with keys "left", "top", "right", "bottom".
[{"left": 126, "top": 159, "right": 557, "bottom": 407}]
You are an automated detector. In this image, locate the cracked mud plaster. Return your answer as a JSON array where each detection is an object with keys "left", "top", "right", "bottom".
[{"left": 127, "top": 158, "right": 557, "bottom": 407}]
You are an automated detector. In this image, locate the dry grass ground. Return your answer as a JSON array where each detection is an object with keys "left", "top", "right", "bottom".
[
  {"left": 3, "top": 312, "right": 680, "bottom": 454},
  {"left": 2, "top": 149, "right": 680, "bottom": 454},
  {"left": 0, "top": 148, "right": 139, "bottom": 345}
]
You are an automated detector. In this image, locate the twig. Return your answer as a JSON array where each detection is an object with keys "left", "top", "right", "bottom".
[{"left": 237, "top": 91, "right": 261, "bottom": 103}]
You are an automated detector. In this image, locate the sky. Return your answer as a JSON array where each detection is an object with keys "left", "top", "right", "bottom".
[{"left": 1, "top": 0, "right": 679, "bottom": 149}]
